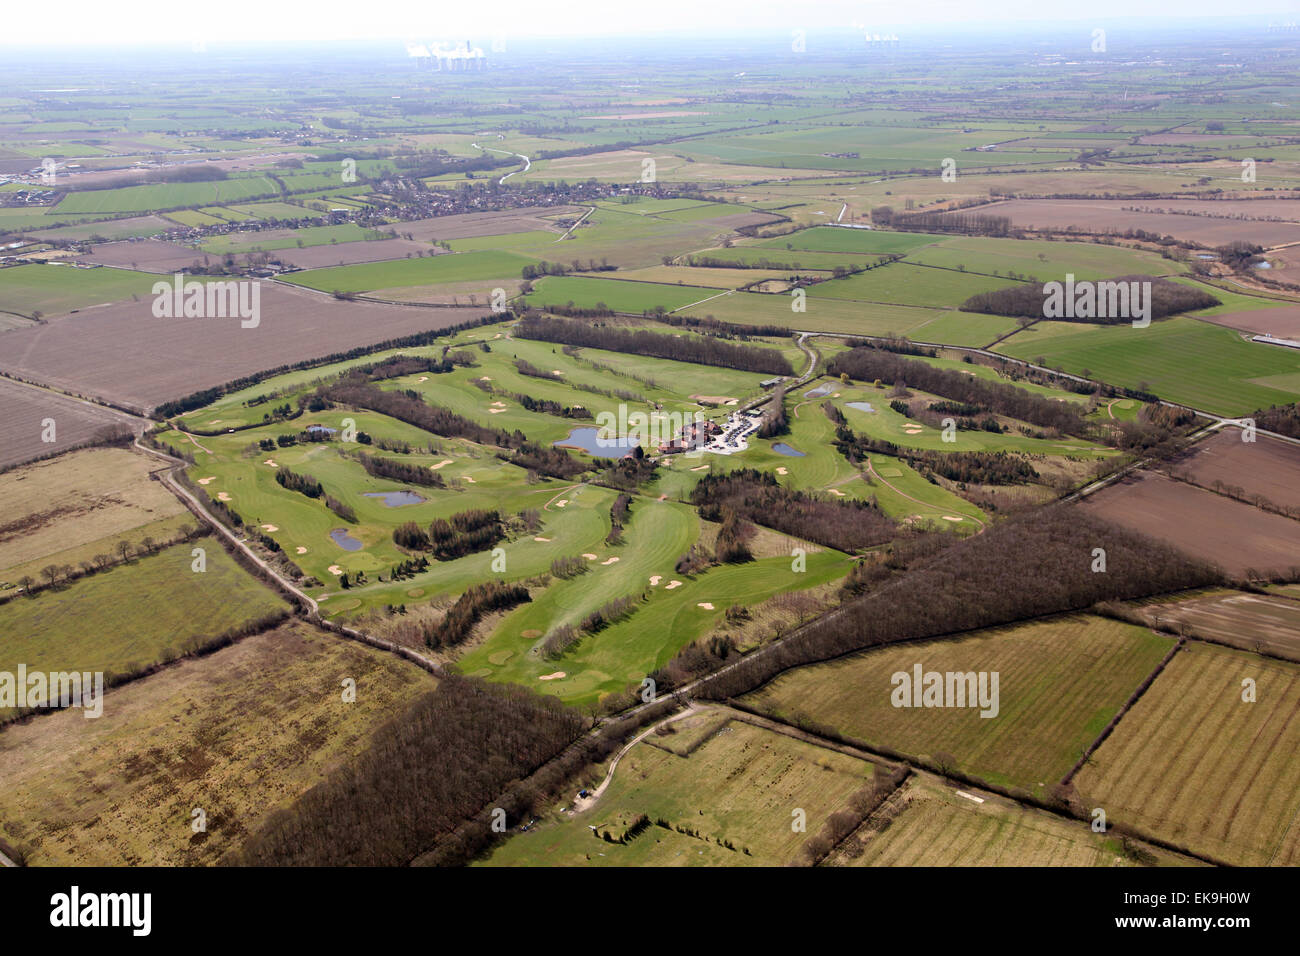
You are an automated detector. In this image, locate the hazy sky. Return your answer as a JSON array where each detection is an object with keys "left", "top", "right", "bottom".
[
  {"left": 7, "top": 0, "right": 1300, "bottom": 46},
  {"left": 5, "top": 0, "right": 1298, "bottom": 46}
]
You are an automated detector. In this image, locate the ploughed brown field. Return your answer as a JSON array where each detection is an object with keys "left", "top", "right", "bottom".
[
  {"left": 242, "top": 238, "right": 438, "bottom": 270},
  {"left": 80, "top": 239, "right": 218, "bottom": 273},
  {"left": 0, "top": 378, "right": 140, "bottom": 469},
  {"left": 1197, "top": 306, "right": 1300, "bottom": 339},
  {"left": 1078, "top": 470, "right": 1300, "bottom": 577},
  {"left": 1171, "top": 430, "right": 1300, "bottom": 511},
  {"left": 950, "top": 199, "right": 1300, "bottom": 247},
  {"left": 0, "top": 283, "right": 487, "bottom": 413},
  {"left": 397, "top": 206, "right": 583, "bottom": 241},
  {"left": 1128, "top": 589, "right": 1300, "bottom": 659}
]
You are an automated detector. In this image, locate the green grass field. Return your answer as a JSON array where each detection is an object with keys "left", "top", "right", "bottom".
[
  {"left": 521, "top": 274, "right": 719, "bottom": 313},
  {"left": 995, "top": 315, "right": 1300, "bottom": 416},
  {"left": 479, "top": 714, "right": 879, "bottom": 866},
  {"left": 0, "top": 540, "right": 289, "bottom": 716},
  {"left": 281, "top": 249, "right": 536, "bottom": 293},
  {"left": 758, "top": 226, "right": 948, "bottom": 256},
  {"left": 0, "top": 263, "right": 160, "bottom": 316}
]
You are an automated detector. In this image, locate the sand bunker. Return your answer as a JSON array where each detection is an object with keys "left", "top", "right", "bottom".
[
  {"left": 776, "top": 467, "right": 788, "bottom": 475},
  {"left": 829, "top": 489, "right": 846, "bottom": 497},
  {"left": 942, "top": 515, "right": 964, "bottom": 522},
  {"left": 263, "top": 458, "right": 278, "bottom": 467},
  {"left": 690, "top": 394, "right": 736, "bottom": 404},
  {"left": 690, "top": 465, "right": 709, "bottom": 472},
  {"left": 601, "top": 556, "right": 620, "bottom": 565},
  {"left": 430, "top": 459, "right": 454, "bottom": 470},
  {"left": 295, "top": 547, "right": 308, "bottom": 554},
  {"left": 328, "top": 565, "right": 343, "bottom": 575},
  {"left": 664, "top": 580, "right": 683, "bottom": 590},
  {"left": 649, "top": 575, "right": 662, "bottom": 586},
  {"left": 464, "top": 476, "right": 477, "bottom": 483},
  {"left": 534, "top": 536, "right": 552, "bottom": 542},
  {"left": 552, "top": 369, "right": 564, "bottom": 376},
  {"left": 197, "top": 477, "right": 216, "bottom": 485},
  {"left": 217, "top": 492, "right": 232, "bottom": 501},
  {"left": 480, "top": 375, "right": 492, "bottom": 381},
  {"left": 489, "top": 407, "right": 507, "bottom": 414},
  {"left": 555, "top": 499, "right": 568, "bottom": 507},
  {"left": 261, "top": 524, "right": 278, "bottom": 532},
  {"left": 491, "top": 401, "right": 506, "bottom": 407},
  {"left": 582, "top": 553, "right": 598, "bottom": 560},
  {"left": 539, "top": 672, "right": 566, "bottom": 681},
  {"left": 697, "top": 602, "right": 715, "bottom": 610},
  {"left": 417, "top": 376, "right": 428, "bottom": 382}
]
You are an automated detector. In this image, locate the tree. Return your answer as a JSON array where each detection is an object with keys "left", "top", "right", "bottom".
[
  {"left": 42, "top": 564, "right": 60, "bottom": 588},
  {"left": 116, "top": 540, "right": 133, "bottom": 562}
]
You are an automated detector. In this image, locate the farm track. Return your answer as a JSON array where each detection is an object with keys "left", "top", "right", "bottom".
[{"left": 132, "top": 436, "right": 445, "bottom": 676}]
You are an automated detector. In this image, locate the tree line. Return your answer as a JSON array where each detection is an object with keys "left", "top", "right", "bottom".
[
  {"left": 229, "top": 675, "right": 584, "bottom": 866},
  {"left": 691, "top": 468, "right": 895, "bottom": 553},
  {"left": 828, "top": 346, "right": 1088, "bottom": 436},
  {"left": 515, "top": 315, "right": 794, "bottom": 376}
]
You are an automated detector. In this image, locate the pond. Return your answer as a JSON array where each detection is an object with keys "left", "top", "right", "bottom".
[
  {"left": 553, "top": 426, "right": 637, "bottom": 459},
  {"left": 804, "top": 384, "right": 833, "bottom": 398},
  {"left": 1253, "top": 261, "right": 1272, "bottom": 270},
  {"left": 771, "top": 442, "right": 806, "bottom": 457},
  {"left": 845, "top": 401, "right": 876, "bottom": 413},
  {"left": 329, "top": 528, "right": 363, "bottom": 551},
  {"left": 305, "top": 424, "right": 337, "bottom": 435},
  {"left": 363, "top": 490, "right": 426, "bottom": 507}
]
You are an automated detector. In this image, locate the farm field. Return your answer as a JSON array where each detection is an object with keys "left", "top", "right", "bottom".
[
  {"left": 902, "top": 235, "right": 1185, "bottom": 283},
  {"left": 757, "top": 226, "right": 948, "bottom": 256},
  {"left": 1170, "top": 430, "right": 1300, "bottom": 511},
  {"left": 807, "top": 262, "right": 1023, "bottom": 309},
  {"left": 521, "top": 275, "right": 718, "bottom": 313},
  {"left": 199, "top": 223, "right": 388, "bottom": 254},
  {"left": 830, "top": 776, "right": 1188, "bottom": 867},
  {"left": 280, "top": 250, "right": 533, "bottom": 293},
  {"left": 0, "top": 378, "right": 140, "bottom": 469},
  {"left": 0, "top": 622, "right": 432, "bottom": 865},
  {"left": 0, "top": 540, "right": 289, "bottom": 717},
  {"left": 957, "top": 198, "right": 1300, "bottom": 248},
  {"left": 1074, "top": 641, "right": 1300, "bottom": 865},
  {"left": 479, "top": 713, "right": 879, "bottom": 866},
  {"left": 79, "top": 239, "right": 215, "bottom": 273},
  {"left": 0, "top": 446, "right": 187, "bottom": 579},
  {"left": 0, "top": 284, "right": 489, "bottom": 412},
  {"left": 1078, "top": 470, "right": 1300, "bottom": 577},
  {"left": 742, "top": 615, "right": 1173, "bottom": 797},
  {"left": 255, "top": 238, "right": 438, "bottom": 271},
  {"left": 0, "top": 262, "right": 160, "bottom": 316},
  {"left": 995, "top": 316, "right": 1300, "bottom": 416},
  {"left": 1126, "top": 589, "right": 1300, "bottom": 659}
]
